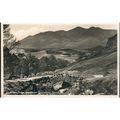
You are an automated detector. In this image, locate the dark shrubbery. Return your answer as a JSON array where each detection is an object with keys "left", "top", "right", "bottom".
[
  {"left": 4, "top": 47, "right": 20, "bottom": 79},
  {"left": 39, "top": 55, "right": 69, "bottom": 71}
]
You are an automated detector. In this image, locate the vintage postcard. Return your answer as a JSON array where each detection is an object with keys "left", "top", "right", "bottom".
[{"left": 1, "top": 24, "right": 118, "bottom": 96}]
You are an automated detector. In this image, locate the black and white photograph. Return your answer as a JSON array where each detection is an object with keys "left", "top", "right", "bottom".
[
  {"left": 1, "top": 1, "right": 120, "bottom": 120},
  {"left": 3, "top": 24, "right": 117, "bottom": 95}
]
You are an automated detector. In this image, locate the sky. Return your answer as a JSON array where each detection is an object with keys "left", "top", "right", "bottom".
[{"left": 10, "top": 24, "right": 117, "bottom": 41}]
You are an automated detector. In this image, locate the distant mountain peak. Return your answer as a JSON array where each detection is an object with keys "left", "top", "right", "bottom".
[
  {"left": 88, "top": 26, "right": 102, "bottom": 30},
  {"left": 69, "top": 26, "right": 86, "bottom": 31}
]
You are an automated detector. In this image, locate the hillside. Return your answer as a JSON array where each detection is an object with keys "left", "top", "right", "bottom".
[
  {"left": 19, "top": 27, "right": 116, "bottom": 50},
  {"left": 64, "top": 51, "right": 117, "bottom": 77},
  {"left": 60, "top": 34, "right": 117, "bottom": 76}
]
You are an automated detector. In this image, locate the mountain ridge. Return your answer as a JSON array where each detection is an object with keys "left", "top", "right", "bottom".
[{"left": 19, "top": 26, "right": 117, "bottom": 50}]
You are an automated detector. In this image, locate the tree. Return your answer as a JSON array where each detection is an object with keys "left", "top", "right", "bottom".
[
  {"left": 26, "top": 54, "right": 39, "bottom": 75},
  {"left": 47, "top": 55, "right": 57, "bottom": 70},
  {"left": 3, "top": 24, "right": 18, "bottom": 79},
  {"left": 39, "top": 56, "right": 49, "bottom": 71},
  {"left": 4, "top": 47, "right": 20, "bottom": 79}
]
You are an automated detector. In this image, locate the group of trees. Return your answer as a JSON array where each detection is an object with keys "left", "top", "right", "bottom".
[
  {"left": 4, "top": 47, "right": 69, "bottom": 79},
  {"left": 39, "top": 55, "right": 69, "bottom": 71}
]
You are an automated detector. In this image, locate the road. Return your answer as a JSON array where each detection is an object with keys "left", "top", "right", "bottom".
[{"left": 5, "top": 75, "right": 53, "bottom": 83}]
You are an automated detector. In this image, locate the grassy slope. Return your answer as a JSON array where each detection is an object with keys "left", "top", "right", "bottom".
[{"left": 63, "top": 51, "right": 117, "bottom": 77}]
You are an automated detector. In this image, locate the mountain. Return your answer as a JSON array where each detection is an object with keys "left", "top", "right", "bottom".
[{"left": 19, "top": 27, "right": 116, "bottom": 50}]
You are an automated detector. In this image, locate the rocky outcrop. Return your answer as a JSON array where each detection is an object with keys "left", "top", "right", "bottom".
[
  {"left": 53, "top": 81, "right": 63, "bottom": 91},
  {"left": 106, "top": 34, "right": 117, "bottom": 50}
]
